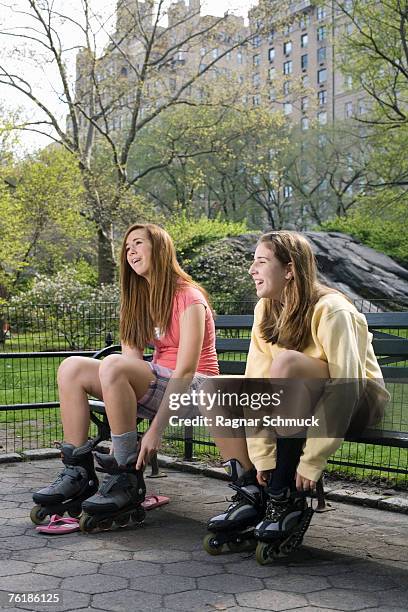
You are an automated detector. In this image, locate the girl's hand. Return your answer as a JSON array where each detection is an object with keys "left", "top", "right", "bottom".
[
  {"left": 136, "top": 428, "right": 162, "bottom": 470},
  {"left": 295, "top": 472, "right": 316, "bottom": 492},
  {"left": 256, "top": 470, "right": 273, "bottom": 487}
]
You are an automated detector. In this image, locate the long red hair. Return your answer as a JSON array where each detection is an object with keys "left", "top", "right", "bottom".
[{"left": 119, "top": 223, "right": 210, "bottom": 349}]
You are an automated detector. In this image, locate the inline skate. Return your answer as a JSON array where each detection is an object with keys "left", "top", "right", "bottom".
[
  {"left": 254, "top": 487, "right": 314, "bottom": 564},
  {"left": 79, "top": 451, "right": 146, "bottom": 532},
  {"left": 31, "top": 441, "right": 99, "bottom": 524},
  {"left": 203, "top": 459, "right": 265, "bottom": 555}
]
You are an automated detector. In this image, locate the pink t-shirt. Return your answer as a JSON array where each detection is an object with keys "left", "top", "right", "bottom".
[{"left": 152, "top": 285, "right": 219, "bottom": 375}]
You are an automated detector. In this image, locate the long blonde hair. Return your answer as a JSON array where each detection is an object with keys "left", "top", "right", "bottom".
[
  {"left": 258, "top": 231, "right": 339, "bottom": 351},
  {"left": 120, "top": 223, "right": 210, "bottom": 349}
]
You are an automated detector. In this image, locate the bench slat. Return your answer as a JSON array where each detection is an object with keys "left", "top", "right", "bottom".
[
  {"left": 365, "top": 312, "right": 408, "bottom": 329},
  {"left": 216, "top": 338, "right": 251, "bottom": 352}
]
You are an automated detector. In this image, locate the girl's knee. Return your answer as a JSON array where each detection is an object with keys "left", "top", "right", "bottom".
[
  {"left": 270, "top": 350, "right": 302, "bottom": 378},
  {"left": 57, "top": 356, "right": 87, "bottom": 386},
  {"left": 98, "top": 354, "right": 127, "bottom": 387}
]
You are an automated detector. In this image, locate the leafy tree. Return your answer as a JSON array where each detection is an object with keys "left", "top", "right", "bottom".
[{"left": 0, "top": 0, "right": 282, "bottom": 282}]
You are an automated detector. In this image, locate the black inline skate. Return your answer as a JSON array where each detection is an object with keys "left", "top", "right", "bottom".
[
  {"left": 79, "top": 451, "right": 146, "bottom": 533},
  {"left": 203, "top": 459, "right": 265, "bottom": 555},
  {"left": 254, "top": 486, "right": 314, "bottom": 564},
  {"left": 31, "top": 441, "right": 99, "bottom": 524}
]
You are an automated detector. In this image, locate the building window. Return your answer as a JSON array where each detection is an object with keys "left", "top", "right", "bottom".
[
  {"left": 226, "top": 51, "right": 232, "bottom": 61},
  {"left": 301, "top": 33, "right": 308, "bottom": 48},
  {"left": 269, "top": 88, "right": 276, "bottom": 101},
  {"left": 120, "top": 66, "right": 128, "bottom": 77},
  {"left": 268, "top": 29, "right": 275, "bottom": 43},
  {"left": 283, "top": 60, "right": 293, "bottom": 75},
  {"left": 301, "top": 116, "right": 309, "bottom": 130},
  {"left": 268, "top": 47, "right": 275, "bottom": 62},
  {"left": 345, "top": 101, "right": 353, "bottom": 118},
  {"left": 283, "top": 102, "right": 292, "bottom": 115},
  {"left": 198, "top": 63, "right": 207, "bottom": 73},
  {"left": 345, "top": 74, "right": 353, "bottom": 89},
  {"left": 299, "top": 13, "right": 311, "bottom": 29},
  {"left": 253, "top": 94, "right": 261, "bottom": 106},
  {"left": 212, "top": 48, "right": 218, "bottom": 59},
  {"left": 302, "top": 74, "right": 309, "bottom": 87},
  {"left": 238, "top": 75, "right": 244, "bottom": 85},
  {"left": 301, "top": 96, "right": 309, "bottom": 111},
  {"left": 283, "top": 185, "right": 293, "bottom": 199},
  {"left": 283, "top": 80, "right": 291, "bottom": 95},
  {"left": 358, "top": 98, "right": 367, "bottom": 114},
  {"left": 346, "top": 23, "right": 353, "bottom": 35},
  {"left": 317, "top": 68, "right": 327, "bottom": 84},
  {"left": 317, "top": 6, "right": 326, "bottom": 21},
  {"left": 318, "top": 111, "right": 327, "bottom": 125},
  {"left": 253, "top": 73, "right": 261, "bottom": 88},
  {"left": 301, "top": 54, "right": 308, "bottom": 71},
  {"left": 252, "top": 34, "right": 261, "bottom": 48},
  {"left": 317, "top": 26, "right": 326, "bottom": 41},
  {"left": 253, "top": 54, "right": 260, "bottom": 66},
  {"left": 318, "top": 89, "right": 327, "bottom": 105},
  {"left": 200, "top": 47, "right": 206, "bottom": 56},
  {"left": 283, "top": 41, "right": 292, "bottom": 55},
  {"left": 268, "top": 66, "right": 276, "bottom": 81},
  {"left": 317, "top": 47, "right": 326, "bottom": 63},
  {"left": 169, "top": 78, "right": 176, "bottom": 92}
]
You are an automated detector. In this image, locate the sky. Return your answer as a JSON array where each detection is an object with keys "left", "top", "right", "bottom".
[{"left": 0, "top": 0, "right": 256, "bottom": 153}]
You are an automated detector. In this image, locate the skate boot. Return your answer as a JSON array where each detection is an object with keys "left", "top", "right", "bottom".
[
  {"left": 31, "top": 441, "right": 98, "bottom": 524},
  {"left": 203, "top": 459, "right": 264, "bottom": 555},
  {"left": 254, "top": 487, "right": 314, "bottom": 564},
  {"left": 79, "top": 452, "right": 146, "bottom": 532}
]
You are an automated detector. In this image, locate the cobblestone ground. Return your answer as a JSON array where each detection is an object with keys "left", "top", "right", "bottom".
[{"left": 0, "top": 459, "right": 407, "bottom": 612}]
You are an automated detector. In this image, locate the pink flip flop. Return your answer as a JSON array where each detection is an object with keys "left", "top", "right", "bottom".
[
  {"left": 36, "top": 514, "right": 80, "bottom": 535},
  {"left": 142, "top": 494, "right": 170, "bottom": 511}
]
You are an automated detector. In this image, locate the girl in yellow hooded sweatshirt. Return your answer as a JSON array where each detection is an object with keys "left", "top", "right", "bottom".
[{"left": 204, "top": 231, "right": 389, "bottom": 562}]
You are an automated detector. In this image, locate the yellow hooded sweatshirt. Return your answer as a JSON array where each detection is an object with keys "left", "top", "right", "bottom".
[{"left": 245, "top": 292, "right": 389, "bottom": 482}]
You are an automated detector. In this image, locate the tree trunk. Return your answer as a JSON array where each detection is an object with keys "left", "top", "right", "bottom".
[{"left": 97, "top": 225, "right": 116, "bottom": 285}]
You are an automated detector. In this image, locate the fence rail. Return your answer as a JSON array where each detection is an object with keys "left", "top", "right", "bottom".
[{"left": 1, "top": 301, "right": 407, "bottom": 487}]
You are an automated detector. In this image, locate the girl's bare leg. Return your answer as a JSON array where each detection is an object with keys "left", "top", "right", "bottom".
[
  {"left": 57, "top": 356, "right": 104, "bottom": 447},
  {"left": 98, "top": 355, "right": 155, "bottom": 434}
]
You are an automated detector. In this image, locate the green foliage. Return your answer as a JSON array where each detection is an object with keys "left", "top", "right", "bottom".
[
  {"left": 322, "top": 208, "right": 408, "bottom": 266},
  {"left": 166, "top": 213, "right": 248, "bottom": 259},
  {"left": 185, "top": 237, "right": 258, "bottom": 312},
  {"left": 10, "top": 267, "right": 119, "bottom": 307}
]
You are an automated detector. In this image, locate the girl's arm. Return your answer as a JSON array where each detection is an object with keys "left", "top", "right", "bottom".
[{"left": 136, "top": 303, "right": 206, "bottom": 468}]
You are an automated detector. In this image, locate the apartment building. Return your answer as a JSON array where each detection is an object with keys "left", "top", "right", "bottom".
[
  {"left": 71, "top": 0, "right": 250, "bottom": 136},
  {"left": 248, "top": 0, "right": 362, "bottom": 128}
]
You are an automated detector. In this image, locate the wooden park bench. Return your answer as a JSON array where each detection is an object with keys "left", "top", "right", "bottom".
[{"left": 89, "top": 311, "right": 408, "bottom": 488}]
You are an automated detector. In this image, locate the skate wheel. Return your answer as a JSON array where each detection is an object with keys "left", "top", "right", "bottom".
[
  {"left": 255, "top": 542, "right": 273, "bottom": 565},
  {"left": 203, "top": 533, "right": 223, "bottom": 556},
  {"left": 79, "top": 513, "right": 97, "bottom": 533},
  {"left": 227, "top": 539, "right": 256, "bottom": 553},
  {"left": 30, "top": 505, "right": 48, "bottom": 525},
  {"left": 99, "top": 518, "right": 113, "bottom": 530},
  {"left": 131, "top": 507, "right": 146, "bottom": 524},
  {"left": 116, "top": 515, "right": 130, "bottom": 527},
  {"left": 68, "top": 508, "right": 82, "bottom": 519}
]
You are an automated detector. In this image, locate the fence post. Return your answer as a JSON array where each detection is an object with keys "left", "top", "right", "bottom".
[{"left": 183, "top": 424, "right": 193, "bottom": 461}]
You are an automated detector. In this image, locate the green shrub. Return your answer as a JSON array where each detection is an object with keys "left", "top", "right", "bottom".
[
  {"left": 166, "top": 213, "right": 248, "bottom": 260},
  {"left": 322, "top": 212, "right": 408, "bottom": 266},
  {"left": 185, "top": 237, "right": 257, "bottom": 313}
]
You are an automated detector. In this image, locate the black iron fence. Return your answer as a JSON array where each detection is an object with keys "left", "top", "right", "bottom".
[{"left": 1, "top": 300, "right": 407, "bottom": 487}]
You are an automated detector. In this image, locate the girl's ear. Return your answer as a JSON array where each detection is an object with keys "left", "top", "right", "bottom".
[{"left": 285, "top": 262, "right": 293, "bottom": 281}]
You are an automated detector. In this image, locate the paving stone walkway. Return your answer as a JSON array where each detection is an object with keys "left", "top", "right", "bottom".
[{"left": 0, "top": 459, "right": 407, "bottom": 612}]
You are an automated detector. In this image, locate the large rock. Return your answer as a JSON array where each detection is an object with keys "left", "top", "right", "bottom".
[{"left": 219, "top": 231, "right": 408, "bottom": 310}]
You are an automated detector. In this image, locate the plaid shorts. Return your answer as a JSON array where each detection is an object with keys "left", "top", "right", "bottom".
[{"left": 137, "top": 362, "right": 208, "bottom": 420}]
